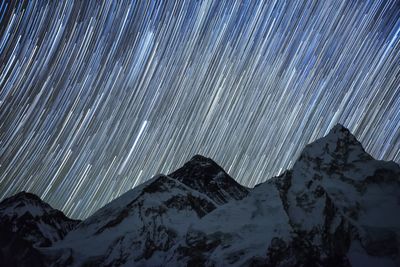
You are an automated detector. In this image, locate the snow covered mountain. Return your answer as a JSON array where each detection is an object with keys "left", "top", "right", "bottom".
[
  {"left": 168, "top": 154, "right": 249, "bottom": 204},
  {"left": 46, "top": 156, "right": 249, "bottom": 266},
  {"left": 0, "top": 192, "right": 80, "bottom": 267},
  {"left": 271, "top": 124, "right": 400, "bottom": 266},
  {"left": 1, "top": 124, "right": 399, "bottom": 267},
  {"left": 173, "top": 124, "right": 400, "bottom": 266}
]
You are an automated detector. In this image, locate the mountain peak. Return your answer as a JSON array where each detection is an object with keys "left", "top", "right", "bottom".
[
  {"left": 189, "top": 154, "right": 215, "bottom": 163},
  {"left": 0, "top": 191, "right": 80, "bottom": 255},
  {"left": 326, "top": 123, "right": 357, "bottom": 141},
  {"left": 330, "top": 123, "right": 350, "bottom": 134},
  {"left": 0, "top": 191, "right": 47, "bottom": 209},
  {"left": 186, "top": 154, "right": 224, "bottom": 170},
  {"left": 295, "top": 124, "right": 373, "bottom": 173},
  {"left": 329, "top": 123, "right": 362, "bottom": 146},
  {"left": 169, "top": 154, "right": 225, "bottom": 181},
  {"left": 168, "top": 155, "right": 248, "bottom": 204},
  {"left": 8, "top": 191, "right": 41, "bottom": 201}
]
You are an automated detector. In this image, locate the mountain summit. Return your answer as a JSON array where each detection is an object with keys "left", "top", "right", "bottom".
[
  {"left": 169, "top": 154, "right": 249, "bottom": 204},
  {"left": 0, "top": 191, "right": 80, "bottom": 267},
  {"left": 45, "top": 156, "right": 249, "bottom": 266},
  {"left": 299, "top": 123, "right": 372, "bottom": 164},
  {"left": 0, "top": 125, "right": 399, "bottom": 266}
]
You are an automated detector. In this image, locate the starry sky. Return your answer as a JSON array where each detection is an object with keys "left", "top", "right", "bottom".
[{"left": 0, "top": 0, "right": 399, "bottom": 219}]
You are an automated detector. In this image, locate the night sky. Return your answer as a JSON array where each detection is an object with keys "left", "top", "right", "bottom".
[{"left": 0, "top": 0, "right": 399, "bottom": 219}]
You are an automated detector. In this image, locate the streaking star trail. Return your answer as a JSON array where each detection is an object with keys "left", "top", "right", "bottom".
[{"left": 0, "top": 0, "right": 399, "bottom": 218}]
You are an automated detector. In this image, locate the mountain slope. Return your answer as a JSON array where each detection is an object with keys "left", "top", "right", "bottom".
[
  {"left": 168, "top": 124, "right": 400, "bottom": 266},
  {"left": 0, "top": 192, "right": 80, "bottom": 267},
  {"left": 1, "top": 124, "right": 399, "bottom": 267},
  {"left": 167, "top": 180, "right": 293, "bottom": 266},
  {"left": 49, "top": 157, "right": 249, "bottom": 266},
  {"left": 276, "top": 124, "right": 400, "bottom": 266},
  {"left": 49, "top": 175, "right": 216, "bottom": 266}
]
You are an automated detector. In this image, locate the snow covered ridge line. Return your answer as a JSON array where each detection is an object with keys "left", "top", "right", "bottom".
[
  {"left": 1, "top": 124, "right": 399, "bottom": 267},
  {"left": 0, "top": 191, "right": 81, "bottom": 267}
]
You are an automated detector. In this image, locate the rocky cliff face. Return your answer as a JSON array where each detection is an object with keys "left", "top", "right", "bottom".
[
  {"left": 168, "top": 154, "right": 249, "bottom": 204},
  {"left": 0, "top": 192, "right": 80, "bottom": 267},
  {"left": 1, "top": 125, "right": 399, "bottom": 267},
  {"left": 266, "top": 124, "right": 400, "bottom": 266}
]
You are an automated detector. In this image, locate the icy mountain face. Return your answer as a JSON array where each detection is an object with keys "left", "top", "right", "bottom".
[
  {"left": 0, "top": 192, "right": 80, "bottom": 267},
  {"left": 51, "top": 168, "right": 249, "bottom": 266},
  {"left": 275, "top": 124, "right": 400, "bottom": 266},
  {"left": 167, "top": 180, "right": 293, "bottom": 266},
  {"left": 156, "top": 124, "right": 400, "bottom": 266}
]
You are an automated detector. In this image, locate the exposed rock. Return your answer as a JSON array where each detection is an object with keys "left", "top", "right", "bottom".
[
  {"left": 0, "top": 191, "right": 80, "bottom": 267},
  {"left": 1, "top": 124, "right": 399, "bottom": 266}
]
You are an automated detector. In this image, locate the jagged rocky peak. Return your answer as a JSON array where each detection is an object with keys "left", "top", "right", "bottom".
[
  {"left": 3, "top": 191, "right": 41, "bottom": 201},
  {"left": 168, "top": 154, "right": 220, "bottom": 179},
  {"left": 1, "top": 191, "right": 43, "bottom": 205},
  {"left": 0, "top": 191, "right": 80, "bottom": 243},
  {"left": 0, "top": 191, "right": 80, "bottom": 267},
  {"left": 0, "top": 191, "right": 56, "bottom": 218},
  {"left": 190, "top": 154, "right": 215, "bottom": 162},
  {"left": 330, "top": 123, "right": 351, "bottom": 133},
  {"left": 169, "top": 154, "right": 249, "bottom": 204},
  {"left": 266, "top": 125, "right": 400, "bottom": 266},
  {"left": 298, "top": 123, "right": 373, "bottom": 166},
  {"left": 174, "top": 154, "right": 225, "bottom": 176},
  {"left": 0, "top": 191, "right": 77, "bottom": 222},
  {"left": 326, "top": 123, "right": 363, "bottom": 147},
  {"left": 291, "top": 123, "right": 399, "bottom": 185}
]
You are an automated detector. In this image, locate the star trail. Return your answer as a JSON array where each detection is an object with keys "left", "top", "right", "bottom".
[{"left": 0, "top": 0, "right": 399, "bottom": 218}]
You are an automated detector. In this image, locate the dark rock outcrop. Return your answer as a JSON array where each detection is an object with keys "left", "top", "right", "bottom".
[{"left": 0, "top": 192, "right": 80, "bottom": 267}]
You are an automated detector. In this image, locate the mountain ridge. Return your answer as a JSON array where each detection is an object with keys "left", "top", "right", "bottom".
[{"left": 1, "top": 124, "right": 399, "bottom": 266}]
